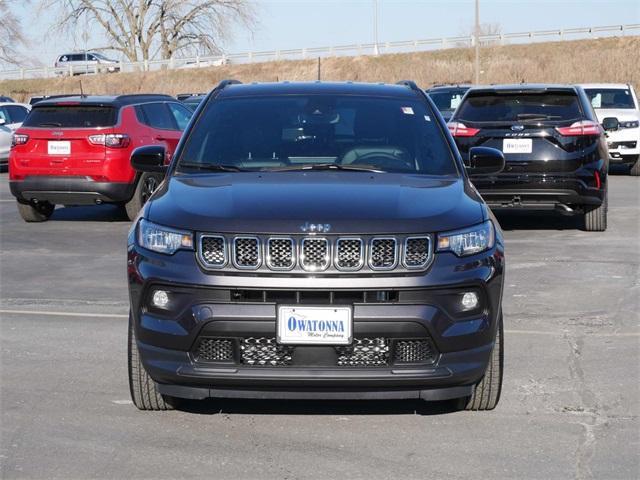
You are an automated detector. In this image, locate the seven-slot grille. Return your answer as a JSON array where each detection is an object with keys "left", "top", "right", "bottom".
[
  {"left": 300, "top": 238, "right": 330, "bottom": 271},
  {"left": 199, "top": 234, "right": 432, "bottom": 272}
]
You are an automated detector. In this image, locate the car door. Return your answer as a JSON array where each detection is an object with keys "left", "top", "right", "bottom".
[
  {"left": 5, "top": 105, "right": 30, "bottom": 130},
  {"left": 138, "top": 102, "right": 183, "bottom": 161}
]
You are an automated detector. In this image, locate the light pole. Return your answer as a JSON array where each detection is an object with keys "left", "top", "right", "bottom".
[
  {"left": 474, "top": 0, "right": 480, "bottom": 84},
  {"left": 373, "top": 0, "right": 379, "bottom": 55}
]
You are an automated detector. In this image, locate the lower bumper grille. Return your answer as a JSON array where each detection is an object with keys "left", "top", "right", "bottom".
[{"left": 194, "top": 336, "right": 437, "bottom": 367}]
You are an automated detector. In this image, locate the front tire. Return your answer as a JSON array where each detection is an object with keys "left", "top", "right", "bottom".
[
  {"left": 17, "top": 201, "right": 55, "bottom": 222},
  {"left": 464, "top": 313, "right": 504, "bottom": 411},
  {"left": 125, "top": 173, "right": 163, "bottom": 221},
  {"left": 583, "top": 189, "right": 608, "bottom": 232},
  {"left": 128, "top": 313, "right": 177, "bottom": 411}
]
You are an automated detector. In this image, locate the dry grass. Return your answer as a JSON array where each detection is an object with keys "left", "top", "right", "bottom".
[{"left": 2, "top": 36, "right": 639, "bottom": 101}]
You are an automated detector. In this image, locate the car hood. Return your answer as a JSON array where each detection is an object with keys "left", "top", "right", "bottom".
[
  {"left": 593, "top": 108, "right": 639, "bottom": 122},
  {"left": 147, "top": 172, "right": 485, "bottom": 234}
]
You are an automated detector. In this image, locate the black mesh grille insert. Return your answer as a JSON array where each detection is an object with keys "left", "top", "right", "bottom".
[
  {"left": 404, "top": 237, "right": 430, "bottom": 268},
  {"left": 336, "top": 238, "right": 363, "bottom": 270},
  {"left": 240, "top": 337, "right": 293, "bottom": 366},
  {"left": 336, "top": 338, "right": 390, "bottom": 366},
  {"left": 234, "top": 237, "right": 260, "bottom": 268},
  {"left": 394, "top": 339, "right": 436, "bottom": 364},
  {"left": 200, "top": 236, "right": 226, "bottom": 267},
  {"left": 267, "top": 238, "right": 294, "bottom": 269},
  {"left": 195, "top": 338, "right": 234, "bottom": 362},
  {"left": 370, "top": 238, "right": 396, "bottom": 269},
  {"left": 301, "top": 238, "right": 329, "bottom": 271}
]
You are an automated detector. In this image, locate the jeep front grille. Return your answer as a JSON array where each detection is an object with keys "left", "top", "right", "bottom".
[
  {"left": 267, "top": 238, "right": 295, "bottom": 270},
  {"left": 300, "top": 238, "right": 330, "bottom": 271},
  {"left": 233, "top": 237, "right": 260, "bottom": 268},
  {"left": 198, "top": 234, "right": 432, "bottom": 273}
]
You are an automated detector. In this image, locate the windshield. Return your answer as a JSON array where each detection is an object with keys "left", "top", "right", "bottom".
[
  {"left": 23, "top": 106, "right": 117, "bottom": 128},
  {"left": 428, "top": 88, "right": 469, "bottom": 113},
  {"left": 177, "top": 95, "right": 456, "bottom": 175},
  {"left": 456, "top": 92, "right": 582, "bottom": 123},
  {"left": 584, "top": 88, "right": 636, "bottom": 109}
]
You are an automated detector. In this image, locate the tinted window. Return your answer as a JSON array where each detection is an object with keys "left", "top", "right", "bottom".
[
  {"left": 0, "top": 107, "right": 8, "bottom": 124},
  {"left": 23, "top": 106, "right": 117, "bottom": 128},
  {"left": 6, "top": 105, "right": 28, "bottom": 123},
  {"left": 429, "top": 89, "right": 468, "bottom": 112},
  {"left": 140, "top": 103, "right": 176, "bottom": 130},
  {"left": 456, "top": 92, "right": 582, "bottom": 123},
  {"left": 168, "top": 103, "right": 192, "bottom": 130},
  {"left": 584, "top": 88, "right": 635, "bottom": 109},
  {"left": 178, "top": 95, "right": 456, "bottom": 175}
]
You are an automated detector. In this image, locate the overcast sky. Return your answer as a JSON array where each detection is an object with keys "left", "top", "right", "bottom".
[{"left": 12, "top": 0, "right": 640, "bottom": 65}]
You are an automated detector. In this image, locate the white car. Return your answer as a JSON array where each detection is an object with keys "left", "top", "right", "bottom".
[
  {"left": 580, "top": 83, "right": 640, "bottom": 175},
  {"left": 0, "top": 102, "right": 31, "bottom": 171}
]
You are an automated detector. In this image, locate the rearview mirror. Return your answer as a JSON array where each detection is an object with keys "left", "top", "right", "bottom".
[
  {"left": 602, "top": 117, "right": 619, "bottom": 131},
  {"left": 466, "top": 147, "right": 505, "bottom": 175},
  {"left": 131, "top": 145, "right": 167, "bottom": 173}
]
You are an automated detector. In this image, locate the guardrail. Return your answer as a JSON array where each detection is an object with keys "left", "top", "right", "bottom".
[{"left": 1, "top": 23, "right": 638, "bottom": 81}]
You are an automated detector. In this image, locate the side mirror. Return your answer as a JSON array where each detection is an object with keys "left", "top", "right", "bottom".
[
  {"left": 466, "top": 147, "right": 505, "bottom": 175},
  {"left": 602, "top": 117, "right": 619, "bottom": 131},
  {"left": 131, "top": 145, "right": 167, "bottom": 173}
]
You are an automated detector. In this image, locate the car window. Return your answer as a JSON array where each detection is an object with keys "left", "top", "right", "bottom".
[
  {"left": 22, "top": 106, "right": 118, "bottom": 128},
  {"left": 168, "top": 103, "right": 193, "bottom": 130},
  {"left": 139, "top": 103, "right": 177, "bottom": 130},
  {"left": 0, "top": 107, "right": 8, "bottom": 124},
  {"left": 456, "top": 92, "right": 582, "bottom": 123},
  {"left": 178, "top": 95, "right": 457, "bottom": 175},
  {"left": 87, "top": 54, "right": 97, "bottom": 61},
  {"left": 429, "top": 89, "right": 468, "bottom": 112},
  {"left": 6, "top": 105, "right": 29, "bottom": 124},
  {"left": 584, "top": 88, "right": 636, "bottom": 109}
]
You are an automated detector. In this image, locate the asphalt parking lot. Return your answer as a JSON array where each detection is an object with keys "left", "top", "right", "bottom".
[{"left": 1, "top": 171, "right": 638, "bottom": 480}]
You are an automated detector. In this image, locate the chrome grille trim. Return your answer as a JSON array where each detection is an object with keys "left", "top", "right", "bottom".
[
  {"left": 335, "top": 237, "right": 364, "bottom": 271},
  {"left": 369, "top": 237, "right": 398, "bottom": 270},
  {"left": 402, "top": 236, "right": 432, "bottom": 269},
  {"left": 266, "top": 237, "right": 295, "bottom": 270},
  {"left": 199, "top": 235, "right": 227, "bottom": 268},
  {"left": 300, "top": 237, "right": 330, "bottom": 271},
  {"left": 232, "top": 236, "right": 261, "bottom": 269}
]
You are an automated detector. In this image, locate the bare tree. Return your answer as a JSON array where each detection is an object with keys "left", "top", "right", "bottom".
[
  {"left": 0, "top": 0, "right": 28, "bottom": 65},
  {"left": 45, "top": 0, "right": 255, "bottom": 62}
]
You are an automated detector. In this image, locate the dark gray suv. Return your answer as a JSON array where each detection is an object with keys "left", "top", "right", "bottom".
[{"left": 127, "top": 80, "right": 506, "bottom": 411}]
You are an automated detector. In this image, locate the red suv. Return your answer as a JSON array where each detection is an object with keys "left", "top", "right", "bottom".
[{"left": 8, "top": 94, "right": 193, "bottom": 222}]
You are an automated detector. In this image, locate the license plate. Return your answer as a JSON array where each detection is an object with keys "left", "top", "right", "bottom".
[
  {"left": 277, "top": 306, "right": 352, "bottom": 345},
  {"left": 48, "top": 141, "right": 71, "bottom": 155},
  {"left": 502, "top": 138, "right": 532, "bottom": 154}
]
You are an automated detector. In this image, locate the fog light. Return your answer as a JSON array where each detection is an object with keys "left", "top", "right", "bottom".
[
  {"left": 152, "top": 290, "right": 170, "bottom": 309},
  {"left": 461, "top": 292, "right": 479, "bottom": 311}
]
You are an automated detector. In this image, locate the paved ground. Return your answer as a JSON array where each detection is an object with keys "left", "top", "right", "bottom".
[{"left": 1, "top": 171, "right": 638, "bottom": 480}]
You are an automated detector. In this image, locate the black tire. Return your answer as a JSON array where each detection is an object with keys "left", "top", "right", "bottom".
[
  {"left": 16, "top": 201, "right": 55, "bottom": 222},
  {"left": 128, "top": 313, "right": 176, "bottom": 411},
  {"left": 630, "top": 156, "right": 640, "bottom": 176},
  {"left": 125, "top": 173, "right": 163, "bottom": 221},
  {"left": 583, "top": 189, "right": 608, "bottom": 232},
  {"left": 464, "top": 313, "right": 504, "bottom": 411}
]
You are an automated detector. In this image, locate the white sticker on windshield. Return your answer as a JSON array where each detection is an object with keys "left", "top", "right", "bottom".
[
  {"left": 424, "top": 115, "right": 431, "bottom": 122},
  {"left": 401, "top": 106, "right": 414, "bottom": 115}
]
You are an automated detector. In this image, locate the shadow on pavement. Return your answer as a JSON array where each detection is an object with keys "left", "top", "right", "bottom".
[
  {"left": 50, "top": 204, "right": 130, "bottom": 222},
  {"left": 494, "top": 210, "right": 583, "bottom": 231},
  {"left": 174, "top": 397, "right": 464, "bottom": 416}
]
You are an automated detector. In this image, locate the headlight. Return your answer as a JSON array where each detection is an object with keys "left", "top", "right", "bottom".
[
  {"left": 620, "top": 120, "right": 639, "bottom": 129},
  {"left": 437, "top": 220, "right": 495, "bottom": 257},
  {"left": 137, "top": 219, "right": 193, "bottom": 254}
]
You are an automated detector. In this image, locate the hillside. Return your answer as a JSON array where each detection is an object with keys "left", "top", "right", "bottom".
[{"left": 1, "top": 36, "right": 639, "bottom": 100}]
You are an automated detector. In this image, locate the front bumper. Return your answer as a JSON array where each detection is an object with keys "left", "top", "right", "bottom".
[
  {"left": 127, "top": 238, "right": 505, "bottom": 401},
  {"left": 10, "top": 175, "right": 136, "bottom": 205}
]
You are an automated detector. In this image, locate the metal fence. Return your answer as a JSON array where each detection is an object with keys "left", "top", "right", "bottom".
[{"left": 1, "top": 23, "right": 638, "bottom": 81}]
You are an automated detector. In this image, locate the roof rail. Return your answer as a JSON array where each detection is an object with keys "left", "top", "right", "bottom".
[
  {"left": 396, "top": 80, "right": 422, "bottom": 93},
  {"left": 215, "top": 79, "right": 242, "bottom": 90}
]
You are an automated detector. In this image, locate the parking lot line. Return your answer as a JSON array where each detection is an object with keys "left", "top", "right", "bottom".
[{"left": 1, "top": 309, "right": 638, "bottom": 338}]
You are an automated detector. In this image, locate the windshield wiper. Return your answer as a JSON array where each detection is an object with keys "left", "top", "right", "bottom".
[
  {"left": 273, "top": 163, "right": 384, "bottom": 173},
  {"left": 39, "top": 122, "right": 63, "bottom": 127},
  {"left": 179, "top": 162, "right": 248, "bottom": 172},
  {"left": 516, "top": 113, "right": 562, "bottom": 120}
]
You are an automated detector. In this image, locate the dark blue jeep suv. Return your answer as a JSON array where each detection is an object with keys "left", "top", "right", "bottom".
[{"left": 127, "top": 80, "right": 506, "bottom": 411}]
